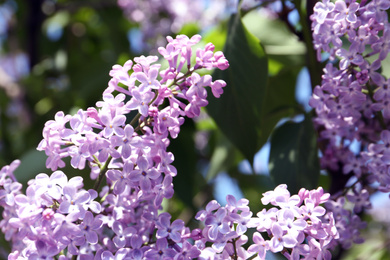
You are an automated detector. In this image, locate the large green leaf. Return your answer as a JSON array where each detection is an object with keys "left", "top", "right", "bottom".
[
  {"left": 13, "top": 149, "right": 49, "bottom": 185},
  {"left": 207, "top": 13, "right": 268, "bottom": 163},
  {"left": 258, "top": 67, "right": 302, "bottom": 151},
  {"left": 170, "top": 119, "right": 198, "bottom": 210},
  {"left": 242, "top": 11, "right": 306, "bottom": 74},
  {"left": 206, "top": 130, "right": 244, "bottom": 181},
  {"left": 268, "top": 114, "right": 320, "bottom": 194}
]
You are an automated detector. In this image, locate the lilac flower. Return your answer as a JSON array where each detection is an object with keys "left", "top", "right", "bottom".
[
  {"left": 70, "top": 109, "right": 93, "bottom": 134},
  {"left": 204, "top": 208, "right": 231, "bottom": 241},
  {"left": 33, "top": 171, "right": 67, "bottom": 201},
  {"left": 372, "top": 26, "right": 390, "bottom": 60},
  {"left": 186, "top": 73, "right": 210, "bottom": 99},
  {"left": 135, "top": 65, "right": 161, "bottom": 91},
  {"left": 156, "top": 212, "right": 184, "bottom": 243},
  {"left": 112, "top": 220, "right": 136, "bottom": 248},
  {"left": 158, "top": 43, "right": 180, "bottom": 68},
  {"left": 301, "top": 198, "right": 326, "bottom": 223},
  {"left": 29, "top": 240, "right": 60, "bottom": 260},
  {"left": 195, "top": 200, "right": 220, "bottom": 221},
  {"left": 309, "top": 85, "right": 330, "bottom": 112},
  {"left": 68, "top": 145, "right": 89, "bottom": 170},
  {"left": 342, "top": 156, "right": 364, "bottom": 176},
  {"left": 154, "top": 174, "right": 174, "bottom": 206},
  {"left": 313, "top": 0, "right": 335, "bottom": 24},
  {"left": 111, "top": 125, "right": 134, "bottom": 159},
  {"left": 126, "top": 88, "right": 155, "bottom": 117},
  {"left": 371, "top": 130, "right": 390, "bottom": 155},
  {"left": 334, "top": 0, "right": 359, "bottom": 23},
  {"left": 13, "top": 187, "right": 43, "bottom": 221},
  {"left": 100, "top": 113, "right": 126, "bottom": 138},
  {"left": 106, "top": 170, "right": 130, "bottom": 195},
  {"left": 248, "top": 208, "right": 278, "bottom": 232},
  {"left": 247, "top": 232, "right": 269, "bottom": 260},
  {"left": 153, "top": 107, "right": 181, "bottom": 137},
  {"left": 155, "top": 150, "right": 178, "bottom": 176},
  {"left": 144, "top": 238, "right": 176, "bottom": 259},
  {"left": 174, "top": 240, "right": 201, "bottom": 260},
  {"left": 335, "top": 48, "right": 364, "bottom": 70},
  {"left": 225, "top": 194, "right": 250, "bottom": 213},
  {"left": 96, "top": 93, "right": 128, "bottom": 115},
  {"left": 59, "top": 185, "right": 91, "bottom": 220},
  {"left": 134, "top": 55, "right": 159, "bottom": 72},
  {"left": 209, "top": 80, "right": 226, "bottom": 98},
  {"left": 78, "top": 211, "right": 103, "bottom": 245},
  {"left": 195, "top": 43, "right": 215, "bottom": 69},
  {"left": 129, "top": 155, "right": 160, "bottom": 191},
  {"left": 277, "top": 208, "right": 307, "bottom": 234},
  {"left": 212, "top": 51, "right": 229, "bottom": 71},
  {"left": 269, "top": 223, "right": 298, "bottom": 252},
  {"left": 346, "top": 189, "right": 372, "bottom": 213},
  {"left": 100, "top": 248, "right": 129, "bottom": 260},
  {"left": 261, "top": 184, "right": 291, "bottom": 206},
  {"left": 109, "top": 60, "right": 136, "bottom": 89}
]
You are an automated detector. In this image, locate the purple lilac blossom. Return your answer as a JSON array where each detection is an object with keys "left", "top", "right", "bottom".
[
  {"left": 195, "top": 185, "right": 338, "bottom": 259},
  {"left": 0, "top": 24, "right": 344, "bottom": 259},
  {"left": 311, "top": 0, "right": 390, "bottom": 250},
  {"left": 1, "top": 34, "right": 231, "bottom": 259}
]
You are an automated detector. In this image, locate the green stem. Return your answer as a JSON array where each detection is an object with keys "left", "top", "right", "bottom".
[
  {"left": 93, "top": 155, "right": 111, "bottom": 191},
  {"left": 246, "top": 254, "right": 258, "bottom": 260},
  {"left": 129, "top": 113, "right": 141, "bottom": 128},
  {"left": 231, "top": 238, "right": 238, "bottom": 260}
]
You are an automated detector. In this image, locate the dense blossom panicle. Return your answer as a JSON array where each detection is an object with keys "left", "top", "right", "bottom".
[
  {"left": 310, "top": 0, "right": 390, "bottom": 250},
  {"left": 1, "top": 156, "right": 337, "bottom": 258},
  {"left": 0, "top": 34, "right": 233, "bottom": 259},
  {"left": 193, "top": 185, "right": 338, "bottom": 259}
]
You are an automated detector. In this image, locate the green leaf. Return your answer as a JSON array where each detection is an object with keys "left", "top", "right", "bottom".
[
  {"left": 14, "top": 149, "right": 49, "bottom": 185},
  {"left": 170, "top": 119, "right": 198, "bottom": 210},
  {"left": 268, "top": 114, "right": 320, "bottom": 194},
  {"left": 207, "top": 13, "right": 268, "bottom": 164},
  {"left": 206, "top": 131, "right": 243, "bottom": 181},
  {"left": 202, "top": 22, "right": 228, "bottom": 52},
  {"left": 242, "top": 11, "right": 306, "bottom": 74},
  {"left": 258, "top": 67, "right": 302, "bottom": 150}
]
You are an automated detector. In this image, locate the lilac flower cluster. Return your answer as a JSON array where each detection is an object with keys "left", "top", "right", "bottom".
[
  {"left": 38, "top": 34, "right": 228, "bottom": 173},
  {"left": 0, "top": 32, "right": 340, "bottom": 259},
  {"left": 0, "top": 162, "right": 339, "bottom": 259},
  {"left": 1, "top": 166, "right": 102, "bottom": 258},
  {"left": 194, "top": 185, "right": 338, "bottom": 260},
  {"left": 0, "top": 34, "right": 229, "bottom": 259},
  {"left": 310, "top": 0, "right": 390, "bottom": 249}
]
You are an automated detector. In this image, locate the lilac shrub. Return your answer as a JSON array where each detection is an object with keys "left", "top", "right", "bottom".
[
  {"left": 311, "top": 0, "right": 390, "bottom": 250},
  {"left": 0, "top": 33, "right": 341, "bottom": 259}
]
